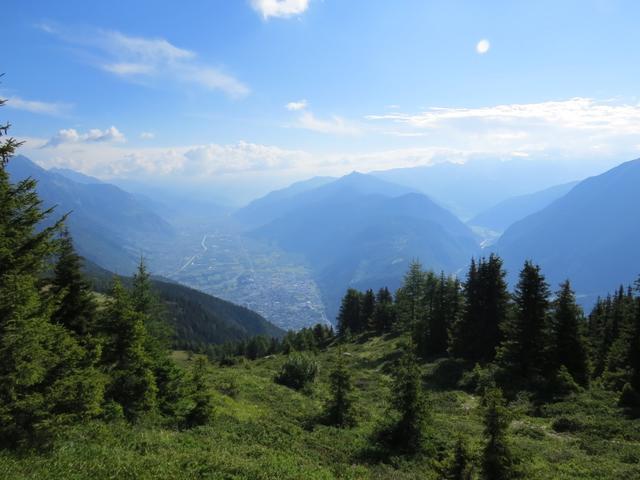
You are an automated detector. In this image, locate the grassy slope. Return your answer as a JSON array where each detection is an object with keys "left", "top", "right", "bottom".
[{"left": 1, "top": 334, "right": 639, "bottom": 479}]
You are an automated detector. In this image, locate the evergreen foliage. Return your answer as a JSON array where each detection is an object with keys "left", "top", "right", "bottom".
[
  {"left": 445, "top": 436, "right": 474, "bottom": 480},
  {"left": 549, "top": 281, "right": 590, "bottom": 387},
  {"left": 275, "top": 352, "right": 319, "bottom": 391},
  {"left": 323, "top": 355, "right": 356, "bottom": 427},
  {"left": 0, "top": 97, "right": 104, "bottom": 446},
  {"left": 184, "top": 356, "right": 214, "bottom": 427},
  {"left": 395, "top": 260, "right": 427, "bottom": 329},
  {"left": 497, "top": 261, "right": 551, "bottom": 385},
  {"left": 382, "top": 346, "right": 429, "bottom": 453},
  {"left": 337, "top": 288, "right": 363, "bottom": 335},
  {"left": 450, "top": 255, "right": 510, "bottom": 364},
  {"left": 100, "top": 279, "right": 157, "bottom": 421},
  {"left": 481, "top": 388, "right": 518, "bottom": 480},
  {"left": 50, "top": 228, "right": 97, "bottom": 337},
  {"left": 371, "top": 287, "right": 396, "bottom": 332}
]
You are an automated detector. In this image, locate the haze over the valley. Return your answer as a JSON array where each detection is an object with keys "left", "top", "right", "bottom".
[{"left": 4, "top": 0, "right": 640, "bottom": 329}]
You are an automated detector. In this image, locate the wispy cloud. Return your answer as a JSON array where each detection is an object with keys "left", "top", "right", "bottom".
[
  {"left": 366, "top": 98, "right": 640, "bottom": 133},
  {"left": 365, "top": 98, "right": 640, "bottom": 160},
  {"left": 286, "top": 99, "right": 308, "bottom": 111},
  {"left": 38, "top": 24, "right": 249, "bottom": 99},
  {"left": 25, "top": 137, "right": 309, "bottom": 178},
  {"left": 284, "top": 100, "right": 361, "bottom": 135},
  {"left": 6, "top": 95, "right": 72, "bottom": 117},
  {"left": 251, "top": 0, "right": 310, "bottom": 19},
  {"left": 43, "top": 126, "right": 125, "bottom": 148},
  {"left": 296, "top": 111, "right": 361, "bottom": 135},
  {"left": 140, "top": 132, "right": 155, "bottom": 140}
]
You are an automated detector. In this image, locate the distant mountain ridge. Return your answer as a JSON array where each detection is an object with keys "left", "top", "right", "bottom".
[
  {"left": 235, "top": 172, "right": 414, "bottom": 228},
  {"left": 7, "top": 155, "right": 175, "bottom": 274},
  {"left": 240, "top": 172, "right": 479, "bottom": 319},
  {"left": 372, "top": 159, "right": 589, "bottom": 219},
  {"left": 493, "top": 158, "right": 640, "bottom": 305},
  {"left": 469, "top": 181, "right": 579, "bottom": 233}
]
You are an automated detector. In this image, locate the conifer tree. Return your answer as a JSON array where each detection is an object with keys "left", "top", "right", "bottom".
[
  {"left": 586, "top": 296, "right": 609, "bottom": 377},
  {"left": 372, "top": 287, "right": 395, "bottom": 332},
  {"left": 549, "top": 281, "right": 590, "bottom": 386},
  {"left": 50, "top": 228, "right": 97, "bottom": 337},
  {"left": 445, "top": 436, "right": 474, "bottom": 480},
  {"left": 384, "top": 346, "right": 429, "bottom": 453},
  {"left": 0, "top": 95, "right": 104, "bottom": 446},
  {"left": 337, "top": 288, "right": 362, "bottom": 335},
  {"left": 450, "top": 255, "right": 510, "bottom": 363},
  {"left": 497, "top": 261, "right": 550, "bottom": 384},
  {"left": 324, "top": 355, "right": 356, "bottom": 427},
  {"left": 422, "top": 273, "right": 462, "bottom": 357},
  {"left": 604, "top": 285, "right": 640, "bottom": 392},
  {"left": 481, "top": 388, "right": 517, "bottom": 480},
  {"left": 396, "top": 260, "right": 427, "bottom": 328},
  {"left": 129, "top": 259, "right": 187, "bottom": 417},
  {"left": 101, "top": 278, "right": 157, "bottom": 421},
  {"left": 360, "top": 289, "right": 376, "bottom": 330},
  {"left": 185, "top": 356, "right": 214, "bottom": 427}
]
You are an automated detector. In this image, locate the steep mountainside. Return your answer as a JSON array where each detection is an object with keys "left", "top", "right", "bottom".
[
  {"left": 469, "top": 181, "right": 579, "bottom": 233},
  {"left": 84, "top": 260, "right": 284, "bottom": 346},
  {"left": 494, "top": 158, "right": 640, "bottom": 304},
  {"left": 8, "top": 156, "right": 175, "bottom": 274},
  {"left": 249, "top": 173, "right": 479, "bottom": 319}
]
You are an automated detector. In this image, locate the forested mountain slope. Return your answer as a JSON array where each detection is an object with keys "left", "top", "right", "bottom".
[
  {"left": 84, "top": 260, "right": 284, "bottom": 348},
  {"left": 7, "top": 155, "right": 174, "bottom": 273}
]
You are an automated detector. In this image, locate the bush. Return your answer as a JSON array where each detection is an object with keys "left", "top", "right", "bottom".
[
  {"left": 426, "top": 358, "right": 467, "bottom": 389},
  {"left": 551, "top": 416, "right": 583, "bottom": 433},
  {"left": 275, "top": 352, "right": 319, "bottom": 391},
  {"left": 458, "top": 363, "right": 498, "bottom": 394},
  {"left": 619, "top": 383, "right": 640, "bottom": 410},
  {"left": 549, "top": 366, "right": 581, "bottom": 398}
]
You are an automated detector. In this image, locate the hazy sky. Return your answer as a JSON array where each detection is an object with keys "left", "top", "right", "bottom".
[{"left": 3, "top": 0, "right": 640, "bottom": 200}]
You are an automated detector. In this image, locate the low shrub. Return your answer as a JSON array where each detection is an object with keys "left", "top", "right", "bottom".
[{"left": 275, "top": 352, "right": 319, "bottom": 391}]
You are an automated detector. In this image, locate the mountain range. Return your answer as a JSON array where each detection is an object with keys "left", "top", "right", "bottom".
[
  {"left": 372, "top": 159, "right": 590, "bottom": 219},
  {"left": 493, "top": 158, "right": 640, "bottom": 304},
  {"left": 469, "top": 181, "right": 579, "bottom": 233},
  {"left": 7, "top": 156, "right": 174, "bottom": 274},
  {"left": 238, "top": 172, "right": 480, "bottom": 319}
]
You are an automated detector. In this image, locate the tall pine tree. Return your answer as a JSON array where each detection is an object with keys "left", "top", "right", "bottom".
[
  {"left": 0, "top": 95, "right": 104, "bottom": 446},
  {"left": 100, "top": 278, "right": 157, "bottom": 421},
  {"left": 498, "top": 261, "right": 551, "bottom": 385},
  {"left": 324, "top": 355, "right": 356, "bottom": 427},
  {"left": 549, "top": 281, "right": 590, "bottom": 387},
  {"left": 337, "top": 289, "right": 363, "bottom": 335},
  {"left": 481, "top": 388, "right": 518, "bottom": 480},
  {"left": 450, "top": 255, "right": 510, "bottom": 364},
  {"left": 50, "top": 228, "right": 97, "bottom": 337}
]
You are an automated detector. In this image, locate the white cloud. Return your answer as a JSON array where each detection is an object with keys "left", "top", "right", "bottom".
[
  {"left": 365, "top": 97, "right": 640, "bottom": 162},
  {"left": 44, "top": 126, "right": 125, "bottom": 148},
  {"left": 5, "top": 96, "right": 72, "bottom": 116},
  {"left": 366, "top": 98, "right": 640, "bottom": 133},
  {"left": 183, "top": 141, "right": 309, "bottom": 175},
  {"left": 41, "top": 25, "right": 249, "bottom": 99},
  {"left": 476, "top": 39, "right": 490, "bottom": 54},
  {"left": 286, "top": 99, "right": 308, "bottom": 111},
  {"left": 140, "top": 132, "right": 155, "bottom": 140},
  {"left": 296, "top": 111, "right": 362, "bottom": 135},
  {"left": 251, "top": 0, "right": 310, "bottom": 19}
]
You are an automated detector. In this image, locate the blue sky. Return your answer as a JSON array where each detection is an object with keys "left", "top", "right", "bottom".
[{"left": 3, "top": 0, "right": 640, "bottom": 200}]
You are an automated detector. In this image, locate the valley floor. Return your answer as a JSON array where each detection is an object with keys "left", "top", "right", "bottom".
[{"left": 2, "top": 335, "right": 639, "bottom": 479}]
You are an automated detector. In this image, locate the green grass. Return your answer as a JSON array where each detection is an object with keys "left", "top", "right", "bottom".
[{"left": 2, "top": 333, "right": 639, "bottom": 479}]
